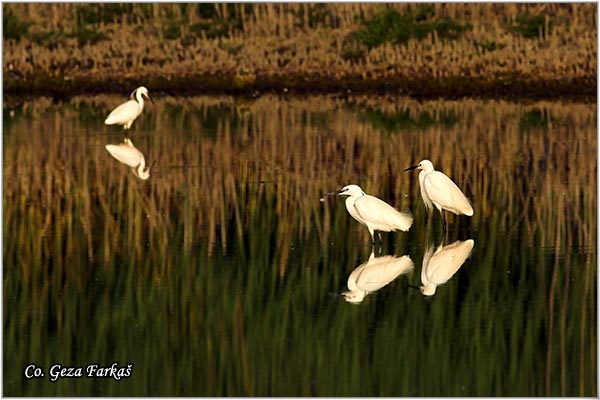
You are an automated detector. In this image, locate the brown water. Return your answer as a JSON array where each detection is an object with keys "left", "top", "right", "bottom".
[{"left": 3, "top": 94, "right": 597, "bottom": 396}]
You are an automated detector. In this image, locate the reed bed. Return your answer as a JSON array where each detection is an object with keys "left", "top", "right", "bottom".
[
  {"left": 3, "top": 95, "right": 596, "bottom": 396},
  {"left": 3, "top": 3, "right": 597, "bottom": 97},
  {"left": 5, "top": 95, "right": 595, "bottom": 254}
]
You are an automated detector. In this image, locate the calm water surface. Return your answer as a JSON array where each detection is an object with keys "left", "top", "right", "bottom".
[{"left": 3, "top": 95, "right": 596, "bottom": 396}]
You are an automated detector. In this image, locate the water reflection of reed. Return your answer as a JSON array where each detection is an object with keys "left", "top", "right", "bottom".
[
  {"left": 5, "top": 95, "right": 595, "bottom": 253},
  {"left": 3, "top": 95, "right": 596, "bottom": 396}
]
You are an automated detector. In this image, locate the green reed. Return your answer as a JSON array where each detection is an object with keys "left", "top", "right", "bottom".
[{"left": 3, "top": 95, "right": 596, "bottom": 396}]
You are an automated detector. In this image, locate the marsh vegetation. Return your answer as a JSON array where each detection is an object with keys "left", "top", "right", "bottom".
[
  {"left": 3, "top": 95, "right": 596, "bottom": 396},
  {"left": 3, "top": 3, "right": 596, "bottom": 97}
]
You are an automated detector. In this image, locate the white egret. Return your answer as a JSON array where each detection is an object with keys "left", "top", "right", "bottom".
[
  {"left": 343, "top": 252, "right": 414, "bottom": 303},
  {"left": 404, "top": 159, "right": 473, "bottom": 231},
  {"left": 325, "top": 184, "right": 413, "bottom": 243},
  {"left": 105, "top": 86, "right": 152, "bottom": 130},
  {"left": 105, "top": 138, "right": 152, "bottom": 180},
  {"left": 420, "top": 239, "right": 474, "bottom": 296}
]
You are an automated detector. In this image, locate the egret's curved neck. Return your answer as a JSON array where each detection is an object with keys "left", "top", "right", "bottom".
[
  {"left": 345, "top": 195, "right": 355, "bottom": 209},
  {"left": 135, "top": 90, "right": 145, "bottom": 107},
  {"left": 135, "top": 158, "right": 150, "bottom": 179}
]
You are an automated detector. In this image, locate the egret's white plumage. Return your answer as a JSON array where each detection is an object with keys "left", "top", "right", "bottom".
[
  {"left": 405, "top": 160, "right": 473, "bottom": 229},
  {"left": 343, "top": 252, "right": 414, "bottom": 303},
  {"left": 105, "top": 86, "right": 151, "bottom": 130},
  {"left": 420, "top": 239, "right": 474, "bottom": 296},
  {"left": 335, "top": 184, "right": 413, "bottom": 242},
  {"left": 105, "top": 138, "right": 151, "bottom": 180}
]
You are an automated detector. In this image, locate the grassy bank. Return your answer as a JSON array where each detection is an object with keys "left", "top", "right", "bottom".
[{"left": 3, "top": 3, "right": 597, "bottom": 98}]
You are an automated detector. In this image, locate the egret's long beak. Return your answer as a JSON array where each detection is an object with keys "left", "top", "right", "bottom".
[
  {"left": 149, "top": 160, "right": 157, "bottom": 170},
  {"left": 145, "top": 94, "right": 154, "bottom": 104},
  {"left": 404, "top": 165, "right": 418, "bottom": 172},
  {"left": 407, "top": 283, "right": 421, "bottom": 290},
  {"left": 320, "top": 190, "right": 338, "bottom": 202}
]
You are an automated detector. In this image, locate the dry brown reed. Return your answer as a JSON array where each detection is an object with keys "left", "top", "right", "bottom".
[{"left": 3, "top": 3, "right": 596, "bottom": 96}]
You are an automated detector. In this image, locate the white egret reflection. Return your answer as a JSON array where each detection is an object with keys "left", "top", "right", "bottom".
[
  {"left": 105, "top": 138, "right": 152, "bottom": 180},
  {"left": 420, "top": 239, "right": 474, "bottom": 296},
  {"left": 343, "top": 252, "right": 414, "bottom": 303}
]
